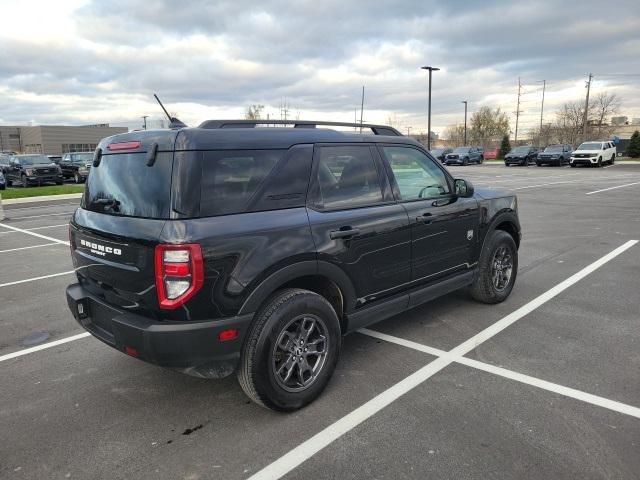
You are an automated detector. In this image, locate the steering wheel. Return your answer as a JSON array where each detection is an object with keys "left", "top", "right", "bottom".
[{"left": 418, "top": 185, "right": 444, "bottom": 198}]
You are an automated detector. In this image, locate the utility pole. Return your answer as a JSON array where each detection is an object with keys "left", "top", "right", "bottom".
[
  {"left": 582, "top": 73, "right": 593, "bottom": 140},
  {"left": 421, "top": 66, "right": 440, "bottom": 150},
  {"left": 359, "top": 86, "right": 365, "bottom": 133},
  {"left": 406, "top": 126, "right": 411, "bottom": 136},
  {"left": 514, "top": 77, "right": 522, "bottom": 143},
  {"left": 462, "top": 100, "right": 468, "bottom": 145},
  {"left": 539, "top": 80, "right": 546, "bottom": 147},
  {"left": 142, "top": 115, "right": 148, "bottom": 130}
]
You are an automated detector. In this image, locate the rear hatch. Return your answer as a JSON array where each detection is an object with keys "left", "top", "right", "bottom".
[{"left": 70, "top": 131, "right": 178, "bottom": 319}]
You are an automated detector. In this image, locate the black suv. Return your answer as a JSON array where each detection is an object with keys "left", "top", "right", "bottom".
[
  {"left": 60, "top": 152, "right": 93, "bottom": 183},
  {"left": 5, "top": 154, "right": 64, "bottom": 186},
  {"left": 66, "top": 120, "right": 520, "bottom": 411},
  {"left": 504, "top": 146, "right": 538, "bottom": 166},
  {"left": 536, "top": 144, "right": 573, "bottom": 166}
]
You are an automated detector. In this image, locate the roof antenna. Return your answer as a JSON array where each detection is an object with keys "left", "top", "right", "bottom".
[{"left": 153, "top": 94, "right": 187, "bottom": 129}]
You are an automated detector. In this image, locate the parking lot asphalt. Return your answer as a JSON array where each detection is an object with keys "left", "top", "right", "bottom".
[{"left": 1, "top": 164, "right": 639, "bottom": 479}]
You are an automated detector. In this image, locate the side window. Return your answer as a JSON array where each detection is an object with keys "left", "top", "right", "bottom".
[
  {"left": 200, "top": 150, "right": 282, "bottom": 216},
  {"left": 316, "top": 145, "right": 383, "bottom": 210},
  {"left": 383, "top": 146, "right": 450, "bottom": 201}
]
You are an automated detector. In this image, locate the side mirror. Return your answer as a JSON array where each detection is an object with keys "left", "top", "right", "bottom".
[{"left": 454, "top": 178, "right": 474, "bottom": 198}]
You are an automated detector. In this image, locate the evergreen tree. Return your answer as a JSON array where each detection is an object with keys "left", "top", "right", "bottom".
[
  {"left": 627, "top": 130, "right": 640, "bottom": 158},
  {"left": 499, "top": 135, "right": 511, "bottom": 158}
]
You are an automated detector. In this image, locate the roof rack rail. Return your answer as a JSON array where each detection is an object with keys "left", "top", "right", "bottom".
[{"left": 197, "top": 119, "right": 403, "bottom": 136}]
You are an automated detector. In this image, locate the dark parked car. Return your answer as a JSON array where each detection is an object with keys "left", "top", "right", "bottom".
[
  {"left": 47, "top": 155, "right": 62, "bottom": 165},
  {"left": 0, "top": 153, "right": 11, "bottom": 173},
  {"left": 0, "top": 170, "right": 5, "bottom": 190},
  {"left": 444, "top": 146, "right": 484, "bottom": 165},
  {"left": 66, "top": 120, "right": 520, "bottom": 411},
  {"left": 430, "top": 147, "right": 453, "bottom": 163},
  {"left": 536, "top": 144, "right": 572, "bottom": 166},
  {"left": 504, "top": 146, "right": 538, "bottom": 166},
  {"left": 60, "top": 152, "right": 93, "bottom": 183},
  {"left": 5, "top": 154, "right": 64, "bottom": 187}
]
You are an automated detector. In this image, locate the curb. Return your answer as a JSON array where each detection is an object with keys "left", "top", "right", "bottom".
[{"left": 2, "top": 193, "right": 83, "bottom": 205}]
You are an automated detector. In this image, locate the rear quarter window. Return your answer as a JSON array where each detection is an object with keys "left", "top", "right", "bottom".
[{"left": 200, "top": 146, "right": 313, "bottom": 217}]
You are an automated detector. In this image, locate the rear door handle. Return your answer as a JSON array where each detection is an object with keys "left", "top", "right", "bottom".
[
  {"left": 330, "top": 228, "right": 360, "bottom": 239},
  {"left": 416, "top": 213, "right": 433, "bottom": 224}
]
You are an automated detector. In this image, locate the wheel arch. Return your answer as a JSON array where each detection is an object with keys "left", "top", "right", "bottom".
[
  {"left": 479, "top": 211, "right": 521, "bottom": 255},
  {"left": 238, "top": 260, "right": 356, "bottom": 333}
]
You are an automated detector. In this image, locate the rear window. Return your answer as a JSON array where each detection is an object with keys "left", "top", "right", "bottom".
[
  {"left": 199, "top": 150, "right": 282, "bottom": 216},
  {"left": 83, "top": 153, "right": 173, "bottom": 218}
]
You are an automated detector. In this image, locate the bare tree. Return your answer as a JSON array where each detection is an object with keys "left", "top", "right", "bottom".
[
  {"left": 245, "top": 104, "right": 264, "bottom": 120},
  {"left": 592, "top": 92, "right": 620, "bottom": 136},
  {"left": 442, "top": 124, "right": 466, "bottom": 147},
  {"left": 469, "top": 107, "right": 510, "bottom": 148}
]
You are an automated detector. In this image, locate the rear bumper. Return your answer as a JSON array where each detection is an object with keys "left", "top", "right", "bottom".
[{"left": 66, "top": 283, "right": 254, "bottom": 378}]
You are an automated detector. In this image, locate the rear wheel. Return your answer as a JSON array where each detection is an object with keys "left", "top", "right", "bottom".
[
  {"left": 471, "top": 230, "right": 518, "bottom": 304},
  {"left": 463, "top": 157, "right": 469, "bottom": 166},
  {"left": 610, "top": 154, "right": 615, "bottom": 165},
  {"left": 238, "top": 288, "right": 341, "bottom": 411}
]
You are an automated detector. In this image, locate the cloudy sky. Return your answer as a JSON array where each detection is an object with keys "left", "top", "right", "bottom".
[{"left": 1, "top": 0, "right": 639, "bottom": 136}]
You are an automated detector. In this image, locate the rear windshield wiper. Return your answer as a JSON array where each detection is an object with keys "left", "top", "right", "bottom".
[{"left": 93, "top": 198, "right": 121, "bottom": 211}]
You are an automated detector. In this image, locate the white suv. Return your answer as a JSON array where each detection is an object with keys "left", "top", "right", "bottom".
[{"left": 570, "top": 141, "right": 616, "bottom": 167}]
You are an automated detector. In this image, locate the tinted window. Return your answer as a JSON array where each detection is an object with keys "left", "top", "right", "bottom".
[
  {"left": 18, "top": 155, "right": 50, "bottom": 165},
  {"left": 200, "top": 150, "right": 281, "bottom": 216},
  {"left": 83, "top": 152, "right": 173, "bottom": 218},
  {"left": 384, "top": 146, "right": 450, "bottom": 200},
  {"left": 316, "top": 145, "right": 383, "bottom": 209},
  {"left": 71, "top": 153, "right": 93, "bottom": 164}
]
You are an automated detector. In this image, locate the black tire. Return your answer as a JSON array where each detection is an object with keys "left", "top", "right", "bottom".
[
  {"left": 470, "top": 230, "right": 518, "bottom": 304},
  {"left": 570, "top": 163, "right": 576, "bottom": 168},
  {"left": 238, "top": 288, "right": 341, "bottom": 411},
  {"left": 74, "top": 172, "right": 81, "bottom": 183},
  {"left": 463, "top": 157, "right": 469, "bottom": 166},
  {"left": 478, "top": 156, "right": 484, "bottom": 164},
  {"left": 0, "top": 184, "right": 5, "bottom": 190},
  {"left": 6, "top": 179, "right": 11, "bottom": 187},
  {"left": 610, "top": 154, "right": 615, "bottom": 165},
  {"left": 536, "top": 162, "right": 541, "bottom": 167},
  {"left": 597, "top": 157, "right": 602, "bottom": 167},
  {"left": 21, "top": 174, "right": 28, "bottom": 187}
]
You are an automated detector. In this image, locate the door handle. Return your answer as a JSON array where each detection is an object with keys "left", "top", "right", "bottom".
[
  {"left": 415, "top": 213, "right": 433, "bottom": 224},
  {"left": 330, "top": 227, "right": 360, "bottom": 239}
]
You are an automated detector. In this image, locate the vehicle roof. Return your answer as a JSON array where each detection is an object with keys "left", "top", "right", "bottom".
[{"left": 97, "top": 126, "right": 423, "bottom": 152}]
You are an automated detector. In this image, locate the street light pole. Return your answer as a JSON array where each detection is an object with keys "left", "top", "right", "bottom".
[
  {"left": 142, "top": 115, "right": 148, "bottom": 130},
  {"left": 462, "top": 100, "right": 468, "bottom": 145},
  {"left": 421, "top": 66, "right": 440, "bottom": 150}
]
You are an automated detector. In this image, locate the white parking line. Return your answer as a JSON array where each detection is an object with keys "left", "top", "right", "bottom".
[
  {"left": 510, "top": 180, "right": 582, "bottom": 190},
  {"left": 0, "top": 223, "right": 69, "bottom": 234},
  {"left": 8, "top": 211, "right": 75, "bottom": 220},
  {"left": 0, "top": 242, "right": 63, "bottom": 253},
  {"left": 0, "top": 333, "right": 91, "bottom": 363},
  {"left": 0, "top": 271, "right": 75, "bottom": 288},
  {"left": 0, "top": 222, "right": 70, "bottom": 245},
  {"left": 247, "top": 239, "right": 638, "bottom": 480},
  {"left": 585, "top": 181, "right": 640, "bottom": 195},
  {"left": 360, "top": 329, "right": 640, "bottom": 419}
]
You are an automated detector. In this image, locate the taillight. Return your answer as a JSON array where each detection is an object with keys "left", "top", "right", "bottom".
[{"left": 154, "top": 244, "right": 204, "bottom": 309}]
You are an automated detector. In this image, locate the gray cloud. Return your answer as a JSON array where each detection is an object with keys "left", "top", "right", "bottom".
[{"left": 1, "top": 0, "right": 639, "bottom": 133}]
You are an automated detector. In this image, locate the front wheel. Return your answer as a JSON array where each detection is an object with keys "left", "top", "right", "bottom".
[
  {"left": 597, "top": 157, "right": 602, "bottom": 167},
  {"left": 610, "top": 154, "right": 615, "bottom": 165},
  {"left": 478, "top": 156, "right": 484, "bottom": 164},
  {"left": 463, "top": 157, "right": 469, "bottom": 166},
  {"left": 570, "top": 163, "right": 576, "bottom": 168},
  {"left": 21, "top": 174, "right": 28, "bottom": 187},
  {"left": 536, "top": 162, "right": 541, "bottom": 167},
  {"left": 471, "top": 230, "right": 518, "bottom": 304},
  {"left": 238, "top": 288, "right": 341, "bottom": 411}
]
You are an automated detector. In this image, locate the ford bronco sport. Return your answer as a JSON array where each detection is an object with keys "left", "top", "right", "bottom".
[{"left": 66, "top": 119, "right": 520, "bottom": 411}]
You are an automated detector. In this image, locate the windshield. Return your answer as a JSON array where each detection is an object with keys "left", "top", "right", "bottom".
[
  {"left": 578, "top": 142, "right": 603, "bottom": 150},
  {"left": 19, "top": 155, "right": 50, "bottom": 165},
  {"left": 71, "top": 153, "right": 93, "bottom": 164},
  {"left": 510, "top": 147, "right": 530, "bottom": 154},
  {"left": 430, "top": 149, "right": 445, "bottom": 155},
  {"left": 453, "top": 147, "right": 470, "bottom": 153},
  {"left": 544, "top": 146, "right": 563, "bottom": 153},
  {"left": 83, "top": 153, "right": 173, "bottom": 218}
]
